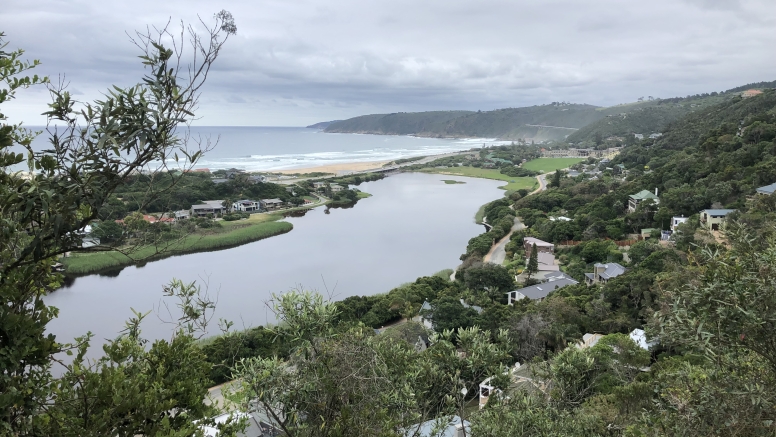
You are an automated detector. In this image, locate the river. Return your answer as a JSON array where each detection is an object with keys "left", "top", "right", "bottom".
[{"left": 45, "top": 173, "right": 504, "bottom": 343}]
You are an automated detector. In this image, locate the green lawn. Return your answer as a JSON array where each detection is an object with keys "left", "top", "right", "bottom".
[
  {"left": 420, "top": 167, "right": 536, "bottom": 192},
  {"left": 63, "top": 216, "right": 292, "bottom": 275},
  {"left": 522, "top": 158, "right": 584, "bottom": 173}
]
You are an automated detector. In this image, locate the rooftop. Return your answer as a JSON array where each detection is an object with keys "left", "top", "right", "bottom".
[
  {"left": 702, "top": 209, "right": 737, "bottom": 216},
  {"left": 756, "top": 182, "right": 776, "bottom": 195},
  {"left": 629, "top": 189, "right": 659, "bottom": 200},
  {"left": 508, "top": 273, "right": 578, "bottom": 300},
  {"left": 593, "top": 262, "right": 626, "bottom": 280},
  {"left": 524, "top": 237, "right": 554, "bottom": 248}
]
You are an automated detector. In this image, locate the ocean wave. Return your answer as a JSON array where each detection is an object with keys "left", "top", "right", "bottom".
[{"left": 193, "top": 144, "right": 482, "bottom": 172}]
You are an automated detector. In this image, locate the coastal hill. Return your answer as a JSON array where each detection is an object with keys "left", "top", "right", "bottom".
[
  {"left": 322, "top": 80, "right": 776, "bottom": 143},
  {"left": 306, "top": 120, "right": 342, "bottom": 129},
  {"left": 324, "top": 105, "right": 602, "bottom": 141}
]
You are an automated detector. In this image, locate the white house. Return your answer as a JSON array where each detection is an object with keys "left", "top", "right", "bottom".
[
  {"left": 232, "top": 199, "right": 260, "bottom": 212},
  {"left": 331, "top": 184, "right": 345, "bottom": 193},
  {"left": 671, "top": 216, "right": 688, "bottom": 232}
]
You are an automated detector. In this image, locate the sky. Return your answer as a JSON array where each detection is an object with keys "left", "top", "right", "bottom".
[{"left": 3, "top": 0, "right": 775, "bottom": 126}]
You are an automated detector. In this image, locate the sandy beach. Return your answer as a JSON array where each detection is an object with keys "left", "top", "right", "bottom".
[{"left": 275, "top": 160, "right": 392, "bottom": 175}]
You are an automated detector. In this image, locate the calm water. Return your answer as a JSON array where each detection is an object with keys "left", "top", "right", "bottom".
[{"left": 45, "top": 173, "right": 504, "bottom": 343}]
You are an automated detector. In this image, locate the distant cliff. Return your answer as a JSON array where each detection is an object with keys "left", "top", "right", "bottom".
[
  {"left": 306, "top": 120, "right": 342, "bottom": 129},
  {"left": 323, "top": 105, "right": 604, "bottom": 141}
]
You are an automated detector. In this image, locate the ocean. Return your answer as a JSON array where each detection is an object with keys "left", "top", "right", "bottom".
[{"left": 23, "top": 126, "right": 508, "bottom": 172}]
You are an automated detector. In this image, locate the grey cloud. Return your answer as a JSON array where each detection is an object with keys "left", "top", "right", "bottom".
[{"left": 2, "top": 0, "right": 775, "bottom": 126}]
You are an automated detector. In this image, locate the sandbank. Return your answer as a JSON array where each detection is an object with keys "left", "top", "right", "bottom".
[{"left": 275, "top": 160, "right": 392, "bottom": 175}]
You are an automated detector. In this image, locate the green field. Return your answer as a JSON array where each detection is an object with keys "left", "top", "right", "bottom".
[
  {"left": 62, "top": 215, "right": 292, "bottom": 275},
  {"left": 420, "top": 167, "right": 537, "bottom": 192},
  {"left": 522, "top": 158, "right": 584, "bottom": 173}
]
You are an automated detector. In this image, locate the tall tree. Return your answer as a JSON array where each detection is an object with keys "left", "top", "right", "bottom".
[
  {"left": 526, "top": 243, "right": 539, "bottom": 280},
  {"left": 1, "top": 13, "right": 241, "bottom": 435}
]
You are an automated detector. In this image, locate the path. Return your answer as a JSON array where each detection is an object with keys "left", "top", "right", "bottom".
[
  {"left": 531, "top": 173, "right": 547, "bottom": 195},
  {"left": 483, "top": 217, "right": 525, "bottom": 265}
]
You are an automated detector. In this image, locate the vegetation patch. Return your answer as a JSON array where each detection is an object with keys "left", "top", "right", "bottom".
[
  {"left": 522, "top": 158, "right": 584, "bottom": 173},
  {"left": 441, "top": 179, "right": 466, "bottom": 184},
  {"left": 62, "top": 218, "right": 293, "bottom": 275},
  {"left": 421, "top": 167, "right": 537, "bottom": 192}
]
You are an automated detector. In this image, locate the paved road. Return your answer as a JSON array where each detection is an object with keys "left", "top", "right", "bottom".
[
  {"left": 484, "top": 217, "right": 525, "bottom": 265},
  {"left": 531, "top": 174, "right": 547, "bottom": 194}
]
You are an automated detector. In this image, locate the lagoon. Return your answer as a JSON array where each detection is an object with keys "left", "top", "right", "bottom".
[{"left": 45, "top": 173, "right": 504, "bottom": 344}]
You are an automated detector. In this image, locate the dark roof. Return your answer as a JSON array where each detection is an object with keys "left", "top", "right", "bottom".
[{"left": 509, "top": 274, "right": 579, "bottom": 300}]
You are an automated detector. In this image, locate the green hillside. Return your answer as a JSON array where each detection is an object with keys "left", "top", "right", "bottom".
[
  {"left": 324, "top": 81, "right": 775, "bottom": 143},
  {"left": 324, "top": 111, "right": 474, "bottom": 136},
  {"left": 325, "top": 104, "right": 604, "bottom": 141}
]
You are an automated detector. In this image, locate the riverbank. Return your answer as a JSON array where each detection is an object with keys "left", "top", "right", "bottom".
[{"left": 62, "top": 214, "right": 293, "bottom": 276}]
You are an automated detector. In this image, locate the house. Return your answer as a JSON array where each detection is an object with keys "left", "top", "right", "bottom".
[
  {"left": 404, "top": 416, "right": 470, "bottom": 437},
  {"left": 671, "top": 216, "right": 688, "bottom": 231},
  {"left": 523, "top": 237, "right": 554, "bottom": 255},
  {"left": 284, "top": 186, "right": 296, "bottom": 195},
  {"left": 191, "top": 200, "right": 226, "bottom": 217},
  {"left": 211, "top": 178, "right": 229, "bottom": 185},
  {"left": 634, "top": 133, "right": 644, "bottom": 140},
  {"left": 248, "top": 175, "right": 268, "bottom": 184},
  {"left": 629, "top": 328, "right": 657, "bottom": 351},
  {"left": 330, "top": 184, "right": 345, "bottom": 193},
  {"left": 742, "top": 89, "right": 763, "bottom": 98},
  {"left": 567, "top": 170, "right": 580, "bottom": 178},
  {"left": 700, "top": 209, "right": 736, "bottom": 231},
  {"left": 585, "top": 262, "right": 626, "bottom": 285},
  {"left": 80, "top": 224, "right": 100, "bottom": 248},
  {"left": 190, "top": 168, "right": 211, "bottom": 173},
  {"left": 260, "top": 198, "right": 284, "bottom": 211},
  {"left": 479, "top": 363, "right": 544, "bottom": 409},
  {"left": 232, "top": 199, "right": 260, "bottom": 212},
  {"left": 640, "top": 228, "right": 659, "bottom": 239},
  {"left": 416, "top": 301, "right": 433, "bottom": 330},
  {"left": 174, "top": 210, "right": 190, "bottom": 221},
  {"left": 202, "top": 411, "right": 281, "bottom": 437},
  {"left": 224, "top": 168, "right": 245, "bottom": 179},
  {"left": 627, "top": 189, "right": 660, "bottom": 213},
  {"left": 549, "top": 216, "right": 572, "bottom": 221},
  {"left": 577, "top": 333, "right": 604, "bottom": 349},
  {"left": 648, "top": 133, "right": 663, "bottom": 139},
  {"left": 756, "top": 182, "right": 776, "bottom": 195},
  {"left": 507, "top": 272, "right": 578, "bottom": 304}
]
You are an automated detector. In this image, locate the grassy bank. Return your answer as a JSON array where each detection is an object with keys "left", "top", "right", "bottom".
[
  {"left": 62, "top": 215, "right": 293, "bottom": 275},
  {"left": 419, "top": 167, "right": 536, "bottom": 192},
  {"left": 522, "top": 157, "right": 584, "bottom": 173}
]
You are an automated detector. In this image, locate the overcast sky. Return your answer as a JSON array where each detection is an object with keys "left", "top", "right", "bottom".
[{"left": 3, "top": 0, "right": 775, "bottom": 126}]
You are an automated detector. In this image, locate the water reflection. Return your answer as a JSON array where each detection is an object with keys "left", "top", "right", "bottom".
[{"left": 45, "top": 173, "right": 504, "bottom": 343}]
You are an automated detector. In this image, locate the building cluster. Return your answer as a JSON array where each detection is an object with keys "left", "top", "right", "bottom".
[{"left": 541, "top": 147, "right": 622, "bottom": 159}]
